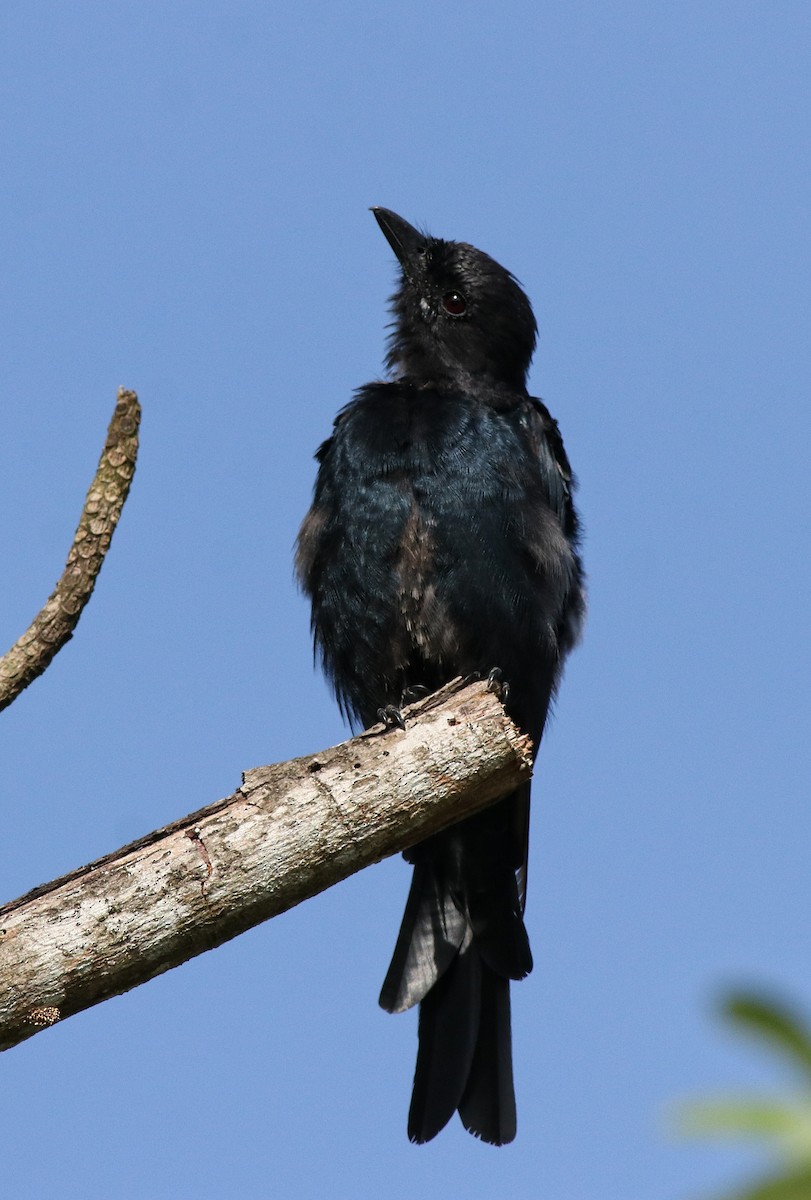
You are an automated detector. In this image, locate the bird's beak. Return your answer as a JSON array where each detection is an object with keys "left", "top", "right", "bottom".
[{"left": 371, "top": 208, "right": 427, "bottom": 275}]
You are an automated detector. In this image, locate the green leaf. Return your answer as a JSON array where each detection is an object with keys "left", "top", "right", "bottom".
[
  {"left": 724, "top": 1163, "right": 811, "bottom": 1200},
  {"left": 678, "top": 1098, "right": 811, "bottom": 1163},
  {"left": 722, "top": 994, "right": 811, "bottom": 1082}
]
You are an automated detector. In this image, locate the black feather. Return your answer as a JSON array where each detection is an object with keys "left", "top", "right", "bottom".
[
  {"left": 296, "top": 209, "right": 585, "bottom": 1143},
  {"left": 408, "top": 935, "right": 481, "bottom": 1144}
]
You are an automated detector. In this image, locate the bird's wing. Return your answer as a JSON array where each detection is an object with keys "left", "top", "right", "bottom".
[{"left": 523, "top": 397, "right": 578, "bottom": 529}]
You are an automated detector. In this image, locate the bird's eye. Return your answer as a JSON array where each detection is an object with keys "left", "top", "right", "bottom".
[{"left": 442, "top": 291, "right": 467, "bottom": 316}]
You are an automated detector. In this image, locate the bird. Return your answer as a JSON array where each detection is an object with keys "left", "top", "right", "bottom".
[{"left": 296, "top": 208, "right": 585, "bottom": 1145}]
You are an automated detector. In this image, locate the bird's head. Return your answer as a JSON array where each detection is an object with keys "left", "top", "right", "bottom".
[{"left": 372, "top": 207, "right": 537, "bottom": 393}]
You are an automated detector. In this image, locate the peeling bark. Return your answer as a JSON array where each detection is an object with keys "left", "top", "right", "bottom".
[{"left": 0, "top": 679, "right": 533, "bottom": 1052}]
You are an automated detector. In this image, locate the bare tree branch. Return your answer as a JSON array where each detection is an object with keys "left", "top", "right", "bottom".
[
  {"left": 0, "top": 679, "right": 532, "bottom": 1053},
  {"left": 0, "top": 387, "right": 140, "bottom": 712}
]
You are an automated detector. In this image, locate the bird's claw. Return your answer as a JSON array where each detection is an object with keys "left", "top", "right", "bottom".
[
  {"left": 402, "top": 684, "right": 430, "bottom": 704},
  {"left": 377, "top": 704, "right": 407, "bottom": 731},
  {"left": 486, "top": 667, "right": 510, "bottom": 704}
]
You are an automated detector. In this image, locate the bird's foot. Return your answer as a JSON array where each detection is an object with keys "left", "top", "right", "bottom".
[
  {"left": 401, "top": 684, "right": 430, "bottom": 704},
  {"left": 486, "top": 667, "right": 511, "bottom": 704},
  {"left": 377, "top": 704, "right": 407, "bottom": 732}
]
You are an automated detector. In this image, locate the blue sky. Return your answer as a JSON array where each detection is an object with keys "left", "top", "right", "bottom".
[{"left": 1, "top": 3, "right": 809, "bottom": 1197}]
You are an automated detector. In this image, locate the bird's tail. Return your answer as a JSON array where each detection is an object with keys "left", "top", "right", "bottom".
[{"left": 379, "top": 795, "right": 532, "bottom": 1145}]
